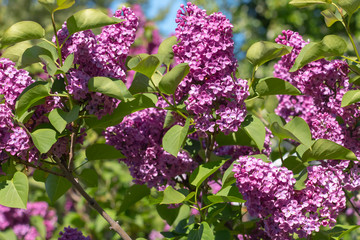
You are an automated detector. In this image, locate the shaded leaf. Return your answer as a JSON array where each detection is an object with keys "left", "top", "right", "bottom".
[
  {"left": 48, "top": 105, "right": 80, "bottom": 133},
  {"left": 188, "top": 222, "right": 214, "bottom": 240},
  {"left": 302, "top": 139, "right": 358, "bottom": 162},
  {"left": 66, "top": 9, "right": 123, "bottom": 35},
  {"left": 255, "top": 77, "right": 302, "bottom": 96},
  {"left": 119, "top": 184, "right": 150, "bottom": 213},
  {"left": 88, "top": 76, "right": 133, "bottom": 101},
  {"left": 321, "top": 9, "right": 342, "bottom": 27},
  {"left": 45, "top": 172, "right": 71, "bottom": 203},
  {"left": 246, "top": 41, "right": 292, "bottom": 67},
  {"left": 79, "top": 168, "right": 98, "bottom": 188},
  {"left": 333, "top": 0, "right": 360, "bottom": 15},
  {"left": 86, "top": 143, "right": 125, "bottom": 160},
  {"left": 290, "top": 35, "right": 347, "bottom": 72}
]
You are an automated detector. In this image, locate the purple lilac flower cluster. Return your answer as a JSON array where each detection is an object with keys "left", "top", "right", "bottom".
[
  {"left": 233, "top": 156, "right": 347, "bottom": 239},
  {"left": 0, "top": 58, "right": 35, "bottom": 162},
  {"left": 58, "top": 226, "right": 90, "bottom": 240},
  {"left": 0, "top": 202, "right": 57, "bottom": 240},
  {"left": 105, "top": 106, "right": 196, "bottom": 189},
  {"left": 274, "top": 30, "right": 360, "bottom": 157},
  {"left": 173, "top": 2, "right": 248, "bottom": 135},
  {"left": 55, "top": 7, "right": 138, "bottom": 118}
]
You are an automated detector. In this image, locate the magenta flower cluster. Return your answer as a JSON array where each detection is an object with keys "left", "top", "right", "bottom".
[
  {"left": 173, "top": 2, "right": 248, "bottom": 135},
  {"left": 56, "top": 7, "right": 138, "bottom": 118},
  {"left": 274, "top": 30, "right": 360, "bottom": 158},
  {"left": 234, "top": 156, "right": 346, "bottom": 239},
  {"left": 0, "top": 202, "right": 57, "bottom": 240},
  {"left": 105, "top": 106, "right": 197, "bottom": 189},
  {"left": 58, "top": 226, "right": 90, "bottom": 240}
]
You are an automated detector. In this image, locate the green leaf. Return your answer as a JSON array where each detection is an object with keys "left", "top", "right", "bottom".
[
  {"left": 85, "top": 93, "right": 158, "bottom": 129},
  {"left": 119, "top": 184, "right": 150, "bottom": 213},
  {"left": 284, "top": 117, "right": 313, "bottom": 148},
  {"left": 86, "top": 143, "right": 125, "bottom": 160},
  {"left": 163, "top": 111, "right": 176, "bottom": 129},
  {"left": 188, "top": 222, "right": 214, "bottom": 240},
  {"left": 190, "top": 159, "right": 228, "bottom": 188},
  {"left": 333, "top": 0, "right": 360, "bottom": 15},
  {"left": 79, "top": 168, "right": 98, "bottom": 188},
  {"left": 161, "top": 186, "right": 186, "bottom": 204},
  {"left": 242, "top": 115, "right": 266, "bottom": 151},
  {"left": 48, "top": 105, "right": 80, "bottom": 133},
  {"left": 66, "top": 9, "right": 123, "bottom": 35},
  {"left": 15, "top": 81, "right": 50, "bottom": 119},
  {"left": 321, "top": 9, "right": 342, "bottom": 27},
  {"left": 30, "top": 128, "right": 57, "bottom": 154},
  {"left": 283, "top": 156, "right": 307, "bottom": 174},
  {"left": 38, "top": 0, "right": 75, "bottom": 12},
  {"left": 246, "top": 41, "right": 292, "bottom": 67},
  {"left": 58, "top": 53, "right": 74, "bottom": 73},
  {"left": 162, "top": 118, "right": 190, "bottom": 157},
  {"left": 128, "top": 72, "right": 157, "bottom": 94},
  {"left": 127, "top": 54, "right": 149, "bottom": 69},
  {"left": 45, "top": 172, "right": 71, "bottom": 203},
  {"left": 207, "top": 185, "right": 245, "bottom": 203},
  {"left": 129, "top": 55, "right": 161, "bottom": 79},
  {"left": 88, "top": 76, "right": 134, "bottom": 101},
  {"left": 329, "top": 224, "right": 360, "bottom": 239},
  {"left": 294, "top": 169, "right": 308, "bottom": 190},
  {"left": 270, "top": 122, "right": 302, "bottom": 143},
  {"left": 221, "top": 162, "right": 236, "bottom": 189},
  {"left": 255, "top": 77, "right": 302, "bottom": 96},
  {"left": 290, "top": 35, "right": 347, "bottom": 72},
  {"left": 289, "top": 0, "right": 331, "bottom": 7},
  {"left": 341, "top": 90, "right": 360, "bottom": 107},
  {"left": 0, "top": 172, "right": 28, "bottom": 209},
  {"left": 302, "top": 139, "right": 358, "bottom": 162},
  {"left": 0, "top": 229, "right": 17, "bottom": 240},
  {"left": 20, "top": 41, "right": 58, "bottom": 68},
  {"left": 33, "top": 169, "right": 49, "bottom": 182},
  {"left": 157, "top": 36, "right": 178, "bottom": 66},
  {"left": 156, "top": 204, "right": 180, "bottom": 225},
  {"left": 1, "top": 41, "right": 32, "bottom": 63},
  {"left": 1, "top": 21, "right": 45, "bottom": 45},
  {"left": 159, "top": 63, "right": 190, "bottom": 94}
]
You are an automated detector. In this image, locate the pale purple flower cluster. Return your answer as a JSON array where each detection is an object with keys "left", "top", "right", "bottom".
[
  {"left": 234, "top": 156, "right": 347, "bottom": 239},
  {"left": 173, "top": 2, "right": 248, "bottom": 134},
  {"left": 56, "top": 7, "right": 138, "bottom": 118},
  {"left": 58, "top": 226, "right": 90, "bottom": 240},
  {"left": 0, "top": 202, "right": 57, "bottom": 240},
  {"left": 105, "top": 107, "right": 196, "bottom": 189}
]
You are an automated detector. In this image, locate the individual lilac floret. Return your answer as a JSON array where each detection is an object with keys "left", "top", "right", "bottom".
[
  {"left": 105, "top": 107, "right": 197, "bottom": 189},
  {"left": 0, "top": 202, "right": 57, "bottom": 240},
  {"left": 58, "top": 226, "right": 90, "bottom": 240},
  {"left": 173, "top": 2, "right": 248, "bottom": 134}
]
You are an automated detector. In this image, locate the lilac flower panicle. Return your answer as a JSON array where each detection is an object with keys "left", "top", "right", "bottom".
[
  {"left": 58, "top": 226, "right": 90, "bottom": 240},
  {"left": 234, "top": 156, "right": 347, "bottom": 239},
  {"left": 55, "top": 7, "right": 139, "bottom": 118},
  {"left": 105, "top": 107, "right": 197, "bottom": 189},
  {"left": 173, "top": 2, "right": 248, "bottom": 134}
]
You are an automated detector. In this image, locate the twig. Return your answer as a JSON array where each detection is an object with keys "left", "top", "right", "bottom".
[
  {"left": 15, "top": 158, "right": 65, "bottom": 177},
  {"left": 52, "top": 156, "right": 132, "bottom": 240}
]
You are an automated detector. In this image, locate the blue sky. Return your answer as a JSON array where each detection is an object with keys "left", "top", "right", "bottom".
[{"left": 110, "top": 0, "right": 185, "bottom": 37}]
